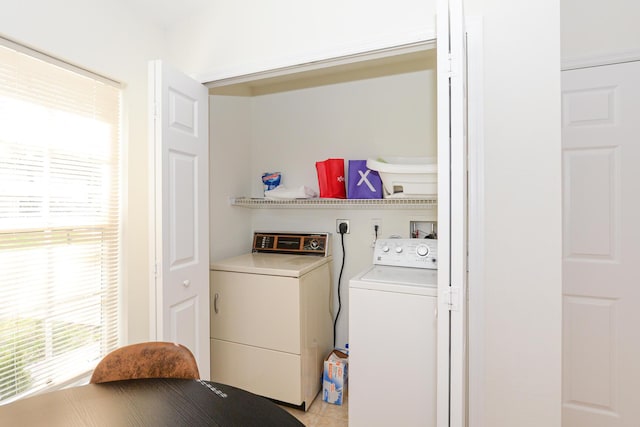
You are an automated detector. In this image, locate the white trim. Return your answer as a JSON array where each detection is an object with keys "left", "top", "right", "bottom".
[
  {"left": 119, "top": 81, "right": 128, "bottom": 347},
  {"left": 198, "top": 28, "right": 437, "bottom": 85},
  {"left": 465, "top": 16, "right": 485, "bottom": 427},
  {"left": 0, "top": 34, "right": 121, "bottom": 87},
  {"left": 148, "top": 60, "right": 159, "bottom": 342},
  {"left": 204, "top": 40, "right": 436, "bottom": 90},
  {"left": 562, "top": 49, "right": 640, "bottom": 71},
  {"left": 436, "top": 0, "right": 452, "bottom": 426},
  {"left": 448, "top": 0, "right": 468, "bottom": 425}
]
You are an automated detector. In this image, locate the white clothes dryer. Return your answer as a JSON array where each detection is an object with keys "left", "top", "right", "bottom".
[
  {"left": 349, "top": 238, "right": 438, "bottom": 427},
  {"left": 209, "top": 232, "right": 333, "bottom": 411}
]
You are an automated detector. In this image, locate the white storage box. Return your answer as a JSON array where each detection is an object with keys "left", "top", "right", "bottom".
[
  {"left": 366, "top": 157, "right": 437, "bottom": 198},
  {"left": 322, "top": 350, "right": 348, "bottom": 405}
]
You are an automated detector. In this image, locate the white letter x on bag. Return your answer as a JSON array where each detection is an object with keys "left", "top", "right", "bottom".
[{"left": 357, "top": 170, "right": 376, "bottom": 192}]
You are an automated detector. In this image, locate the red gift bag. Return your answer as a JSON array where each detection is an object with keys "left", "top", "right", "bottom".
[{"left": 315, "top": 158, "right": 346, "bottom": 199}]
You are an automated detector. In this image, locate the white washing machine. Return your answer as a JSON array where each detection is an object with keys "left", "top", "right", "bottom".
[
  {"left": 209, "top": 232, "right": 333, "bottom": 410},
  {"left": 349, "top": 238, "right": 438, "bottom": 427}
]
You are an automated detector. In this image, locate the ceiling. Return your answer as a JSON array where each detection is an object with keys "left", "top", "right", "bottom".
[{"left": 126, "top": 0, "right": 211, "bottom": 30}]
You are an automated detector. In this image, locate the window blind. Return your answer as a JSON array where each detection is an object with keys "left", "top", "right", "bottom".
[{"left": 0, "top": 40, "right": 121, "bottom": 403}]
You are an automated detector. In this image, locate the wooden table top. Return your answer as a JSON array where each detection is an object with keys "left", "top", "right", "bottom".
[{"left": 0, "top": 378, "right": 304, "bottom": 426}]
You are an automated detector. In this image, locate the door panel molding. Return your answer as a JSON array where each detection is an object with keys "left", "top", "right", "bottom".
[{"left": 562, "top": 50, "right": 640, "bottom": 72}]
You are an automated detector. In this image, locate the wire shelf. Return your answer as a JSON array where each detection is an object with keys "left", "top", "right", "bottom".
[{"left": 230, "top": 197, "right": 437, "bottom": 209}]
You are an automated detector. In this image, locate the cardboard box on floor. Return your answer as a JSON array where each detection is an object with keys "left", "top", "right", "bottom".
[{"left": 322, "top": 349, "right": 348, "bottom": 405}]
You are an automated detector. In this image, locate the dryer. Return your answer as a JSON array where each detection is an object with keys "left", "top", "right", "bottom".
[
  {"left": 349, "top": 238, "right": 438, "bottom": 427},
  {"left": 209, "top": 232, "right": 333, "bottom": 410}
]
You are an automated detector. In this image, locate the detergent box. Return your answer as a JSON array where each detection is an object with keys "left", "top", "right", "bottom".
[{"left": 322, "top": 349, "right": 348, "bottom": 405}]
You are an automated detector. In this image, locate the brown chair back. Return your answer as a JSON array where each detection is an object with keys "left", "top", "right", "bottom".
[{"left": 90, "top": 341, "right": 200, "bottom": 384}]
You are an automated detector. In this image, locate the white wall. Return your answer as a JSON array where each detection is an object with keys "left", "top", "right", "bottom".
[
  {"left": 248, "top": 68, "right": 437, "bottom": 198},
  {"left": 0, "top": 0, "right": 167, "bottom": 344},
  {"left": 166, "top": 0, "right": 437, "bottom": 81},
  {"left": 561, "top": 0, "right": 640, "bottom": 61},
  {"left": 209, "top": 95, "right": 253, "bottom": 261}
]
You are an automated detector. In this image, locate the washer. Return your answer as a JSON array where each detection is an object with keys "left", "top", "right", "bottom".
[
  {"left": 349, "top": 238, "right": 438, "bottom": 427},
  {"left": 209, "top": 232, "right": 333, "bottom": 410}
]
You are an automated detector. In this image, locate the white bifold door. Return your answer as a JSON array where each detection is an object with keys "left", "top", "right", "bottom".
[
  {"left": 437, "top": 0, "right": 467, "bottom": 426},
  {"left": 149, "top": 61, "right": 210, "bottom": 379},
  {"left": 562, "top": 60, "right": 640, "bottom": 426}
]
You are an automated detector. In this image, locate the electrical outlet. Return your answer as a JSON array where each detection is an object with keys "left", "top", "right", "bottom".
[{"left": 336, "top": 219, "right": 350, "bottom": 234}]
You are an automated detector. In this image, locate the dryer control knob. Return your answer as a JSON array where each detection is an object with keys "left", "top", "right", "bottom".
[
  {"left": 416, "top": 244, "right": 429, "bottom": 257},
  {"left": 382, "top": 246, "right": 390, "bottom": 253},
  {"left": 395, "top": 246, "right": 403, "bottom": 253}
]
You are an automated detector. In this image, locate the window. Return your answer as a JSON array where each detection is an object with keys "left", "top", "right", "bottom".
[{"left": 0, "top": 38, "right": 121, "bottom": 403}]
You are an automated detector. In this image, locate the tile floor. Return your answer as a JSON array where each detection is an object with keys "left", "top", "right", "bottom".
[{"left": 280, "top": 391, "right": 348, "bottom": 427}]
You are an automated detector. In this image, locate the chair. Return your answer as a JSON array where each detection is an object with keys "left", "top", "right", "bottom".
[{"left": 90, "top": 341, "right": 200, "bottom": 384}]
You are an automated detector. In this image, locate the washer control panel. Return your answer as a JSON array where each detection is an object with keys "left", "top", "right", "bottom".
[{"left": 373, "top": 238, "right": 438, "bottom": 269}]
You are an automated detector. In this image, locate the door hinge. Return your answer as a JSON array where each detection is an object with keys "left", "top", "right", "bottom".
[
  {"left": 443, "top": 286, "right": 461, "bottom": 311},
  {"left": 448, "top": 53, "right": 454, "bottom": 78}
]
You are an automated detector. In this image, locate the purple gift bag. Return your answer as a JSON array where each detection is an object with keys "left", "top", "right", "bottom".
[{"left": 347, "top": 160, "right": 383, "bottom": 199}]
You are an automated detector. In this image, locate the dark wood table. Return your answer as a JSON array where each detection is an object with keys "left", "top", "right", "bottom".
[{"left": 0, "top": 378, "right": 304, "bottom": 426}]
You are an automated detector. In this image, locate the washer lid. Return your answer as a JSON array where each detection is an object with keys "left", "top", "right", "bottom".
[
  {"left": 350, "top": 265, "right": 437, "bottom": 296},
  {"left": 361, "top": 265, "right": 438, "bottom": 286},
  {"left": 211, "top": 253, "right": 332, "bottom": 277}
]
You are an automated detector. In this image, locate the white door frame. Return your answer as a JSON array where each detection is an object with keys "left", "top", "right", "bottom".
[
  {"left": 437, "top": 0, "right": 468, "bottom": 425},
  {"left": 465, "top": 17, "right": 485, "bottom": 427}
]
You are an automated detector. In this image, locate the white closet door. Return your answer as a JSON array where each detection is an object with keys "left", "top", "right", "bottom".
[
  {"left": 149, "top": 60, "right": 210, "bottom": 379},
  {"left": 562, "top": 60, "right": 640, "bottom": 427},
  {"left": 437, "top": 0, "right": 467, "bottom": 426}
]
